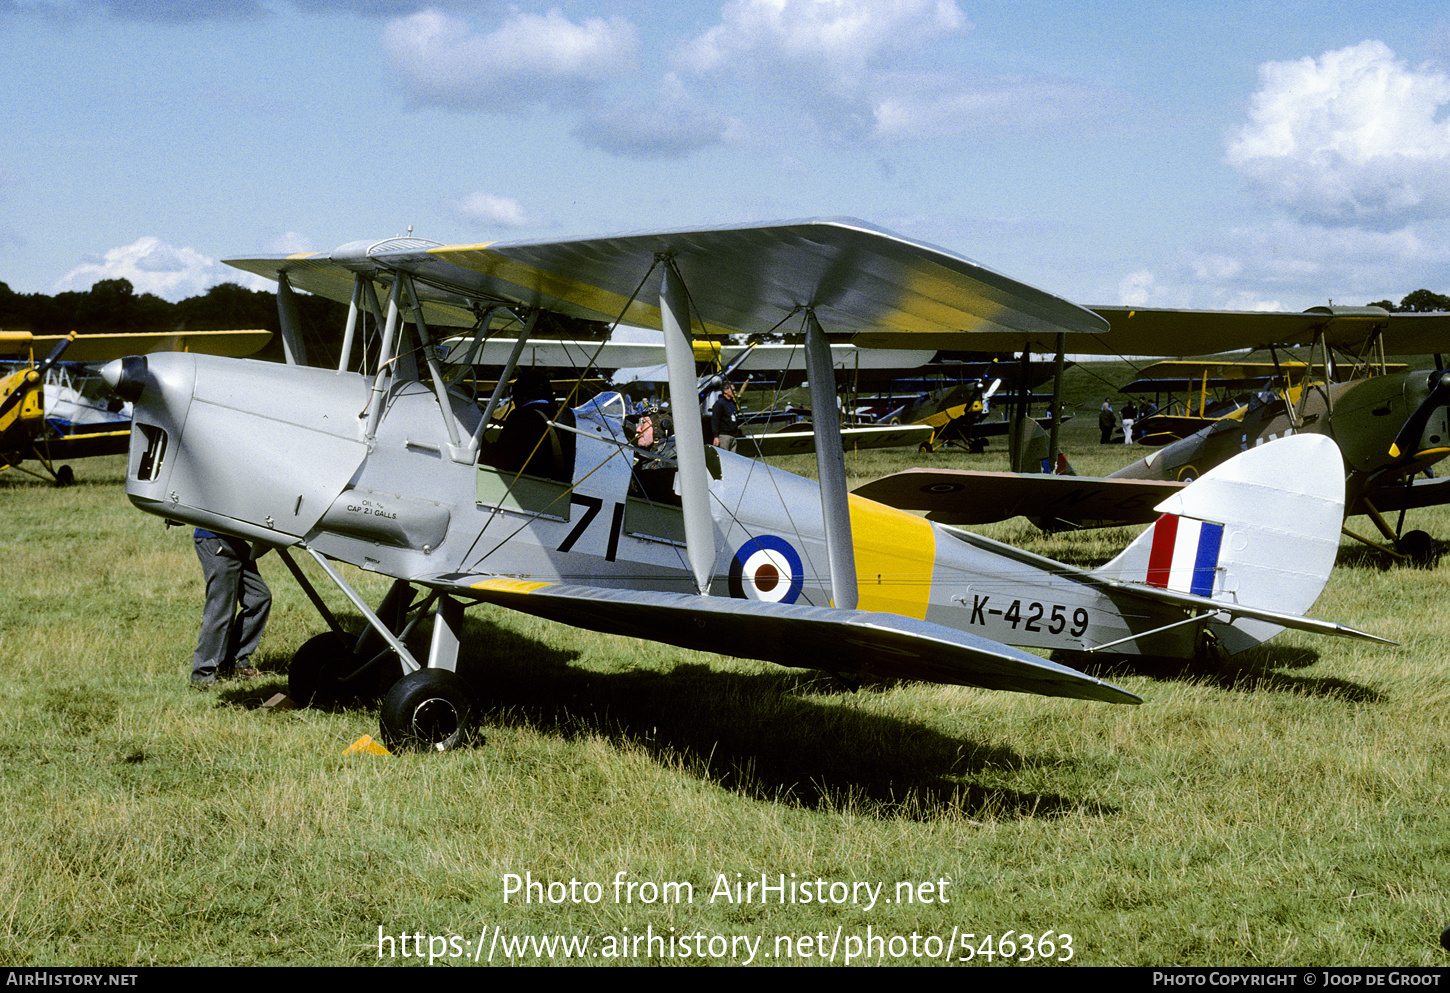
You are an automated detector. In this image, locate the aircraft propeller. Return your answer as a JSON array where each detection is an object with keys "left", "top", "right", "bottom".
[
  {"left": 0, "top": 332, "right": 76, "bottom": 422},
  {"left": 1388, "top": 368, "right": 1450, "bottom": 460}
]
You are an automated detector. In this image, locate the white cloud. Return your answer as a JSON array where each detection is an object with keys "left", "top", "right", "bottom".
[
  {"left": 1226, "top": 41, "right": 1450, "bottom": 230},
  {"left": 676, "top": 0, "right": 970, "bottom": 142},
  {"left": 53, "top": 236, "right": 270, "bottom": 300},
  {"left": 1116, "top": 270, "right": 1156, "bottom": 308},
  {"left": 261, "top": 231, "right": 317, "bottom": 256},
  {"left": 382, "top": 7, "right": 638, "bottom": 113},
  {"left": 678, "top": 0, "right": 967, "bottom": 88},
  {"left": 450, "top": 192, "right": 542, "bottom": 229}
]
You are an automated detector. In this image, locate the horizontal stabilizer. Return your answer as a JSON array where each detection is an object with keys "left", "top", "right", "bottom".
[
  {"left": 442, "top": 578, "right": 1141, "bottom": 704},
  {"left": 1088, "top": 574, "right": 1393, "bottom": 646}
]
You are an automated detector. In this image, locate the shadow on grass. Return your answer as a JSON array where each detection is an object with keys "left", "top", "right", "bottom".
[
  {"left": 261, "top": 614, "right": 1121, "bottom": 824},
  {"left": 1063, "top": 644, "right": 1385, "bottom": 704}
]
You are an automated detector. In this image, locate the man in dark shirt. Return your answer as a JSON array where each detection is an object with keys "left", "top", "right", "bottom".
[{"left": 711, "top": 381, "right": 740, "bottom": 451}]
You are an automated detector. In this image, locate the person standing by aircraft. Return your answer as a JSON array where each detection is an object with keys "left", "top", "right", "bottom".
[
  {"left": 191, "top": 528, "right": 270, "bottom": 687},
  {"left": 712, "top": 380, "right": 740, "bottom": 451},
  {"left": 1099, "top": 399, "right": 1115, "bottom": 444}
]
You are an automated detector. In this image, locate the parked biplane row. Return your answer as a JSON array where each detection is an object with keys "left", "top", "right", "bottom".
[
  {"left": 83, "top": 217, "right": 1450, "bottom": 753},
  {"left": 859, "top": 305, "right": 1450, "bottom": 562}
]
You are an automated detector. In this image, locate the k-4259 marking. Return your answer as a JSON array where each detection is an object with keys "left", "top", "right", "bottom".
[{"left": 962, "top": 594, "right": 1090, "bottom": 638}]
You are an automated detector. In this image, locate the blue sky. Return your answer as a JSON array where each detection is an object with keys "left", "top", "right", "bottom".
[{"left": 3, "top": 0, "right": 1449, "bottom": 316}]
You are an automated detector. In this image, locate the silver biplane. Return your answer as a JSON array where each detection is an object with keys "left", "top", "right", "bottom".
[{"left": 102, "top": 219, "right": 1384, "bottom": 751}]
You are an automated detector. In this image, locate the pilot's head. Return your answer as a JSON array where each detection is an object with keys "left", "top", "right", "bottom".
[{"left": 511, "top": 367, "right": 552, "bottom": 404}]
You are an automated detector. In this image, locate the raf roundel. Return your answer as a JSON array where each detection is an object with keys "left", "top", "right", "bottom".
[{"left": 728, "top": 535, "right": 804, "bottom": 604}]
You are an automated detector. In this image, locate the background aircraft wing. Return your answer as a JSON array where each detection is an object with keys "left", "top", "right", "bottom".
[
  {"left": 22, "top": 329, "right": 272, "bottom": 362},
  {"left": 739, "top": 423, "right": 934, "bottom": 457},
  {"left": 1353, "top": 474, "right": 1450, "bottom": 514},
  {"left": 30, "top": 429, "right": 130, "bottom": 461},
  {"left": 429, "top": 577, "right": 1140, "bottom": 704},
  {"left": 852, "top": 469, "right": 1185, "bottom": 526},
  {"left": 854, "top": 304, "right": 1450, "bottom": 355},
  {"left": 228, "top": 218, "right": 1109, "bottom": 341}
]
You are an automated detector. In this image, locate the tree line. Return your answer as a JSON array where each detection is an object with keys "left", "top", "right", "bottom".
[
  {"left": 1366, "top": 289, "right": 1450, "bottom": 313},
  {"left": 0, "top": 278, "right": 348, "bottom": 365},
  {"left": 0, "top": 277, "right": 612, "bottom": 367}
]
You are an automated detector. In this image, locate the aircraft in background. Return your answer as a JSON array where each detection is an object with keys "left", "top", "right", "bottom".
[
  {"left": 1, "top": 329, "right": 270, "bottom": 485},
  {"left": 106, "top": 220, "right": 1386, "bottom": 751},
  {"left": 439, "top": 330, "right": 940, "bottom": 455},
  {"left": 855, "top": 305, "right": 1450, "bottom": 562}
]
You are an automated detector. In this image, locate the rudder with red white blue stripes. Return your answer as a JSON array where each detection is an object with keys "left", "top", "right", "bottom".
[{"left": 1145, "top": 514, "right": 1224, "bottom": 597}]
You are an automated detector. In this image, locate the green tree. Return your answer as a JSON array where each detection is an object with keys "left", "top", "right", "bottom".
[{"left": 1398, "top": 289, "right": 1450, "bottom": 313}]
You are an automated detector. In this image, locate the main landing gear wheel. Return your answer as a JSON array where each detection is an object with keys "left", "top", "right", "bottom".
[
  {"left": 54, "top": 465, "right": 74, "bottom": 487},
  {"left": 288, "top": 632, "right": 353, "bottom": 708},
  {"left": 1397, "top": 529, "right": 1438, "bottom": 566},
  {"left": 380, "top": 668, "right": 476, "bottom": 753}
]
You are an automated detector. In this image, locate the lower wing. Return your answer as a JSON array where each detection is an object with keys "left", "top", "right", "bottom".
[{"left": 427, "top": 576, "right": 1141, "bottom": 704}]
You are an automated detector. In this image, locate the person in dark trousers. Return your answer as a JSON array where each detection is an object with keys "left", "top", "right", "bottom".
[
  {"left": 191, "top": 529, "right": 271, "bottom": 687},
  {"left": 1098, "top": 399, "right": 1116, "bottom": 444},
  {"left": 711, "top": 381, "right": 740, "bottom": 451}
]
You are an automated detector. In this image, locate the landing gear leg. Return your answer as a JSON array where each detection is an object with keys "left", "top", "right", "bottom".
[
  {"left": 1359, "top": 498, "right": 1439, "bottom": 566},
  {"left": 286, "top": 580, "right": 416, "bottom": 707}
]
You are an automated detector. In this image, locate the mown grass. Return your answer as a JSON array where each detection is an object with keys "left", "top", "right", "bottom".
[{"left": 2, "top": 409, "right": 1449, "bottom": 966}]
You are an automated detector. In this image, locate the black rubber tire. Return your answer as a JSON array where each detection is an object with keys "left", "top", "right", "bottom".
[
  {"left": 1397, "top": 529, "right": 1437, "bottom": 566},
  {"left": 379, "top": 668, "right": 475, "bottom": 752},
  {"left": 288, "top": 632, "right": 352, "bottom": 708}
]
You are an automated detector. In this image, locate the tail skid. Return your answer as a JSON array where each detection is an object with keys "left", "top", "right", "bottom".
[{"left": 1090, "top": 433, "right": 1379, "bottom": 653}]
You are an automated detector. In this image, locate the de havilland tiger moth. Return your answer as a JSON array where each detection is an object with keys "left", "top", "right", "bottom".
[{"left": 100, "top": 218, "right": 1388, "bottom": 750}]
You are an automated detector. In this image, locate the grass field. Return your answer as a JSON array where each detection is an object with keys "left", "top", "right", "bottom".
[{"left": 3, "top": 408, "right": 1449, "bottom": 967}]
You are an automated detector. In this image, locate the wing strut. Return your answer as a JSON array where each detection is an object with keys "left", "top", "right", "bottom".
[
  {"left": 660, "top": 260, "right": 715, "bottom": 595},
  {"left": 364, "top": 279, "right": 405, "bottom": 441},
  {"left": 399, "top": 274, "right": 466, "bottom": 458},
  {"left": 474, "top": 308, "right": 540, "bottom": 450},
  {"left": 275, "top": 271, "right": 309, "bottom": 367},
  {"left": 337, "top": 274, "right": 365, "bottom": 373},
  {"left": 804, "top": 310, "right": 858, "bottom": 609}
]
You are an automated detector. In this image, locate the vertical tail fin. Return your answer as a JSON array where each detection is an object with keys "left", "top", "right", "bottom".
[{"left": 1092, "top": 433, "right": 1345, "bottom": 653}]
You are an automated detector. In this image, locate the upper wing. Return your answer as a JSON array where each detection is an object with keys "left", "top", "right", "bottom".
[
  {"left": 431, "top": 577, "right": 1139, "bottom": 704},
  {"left": 854, "top": 303, "right": 1450, "bottom": 356},
  {"left": 227, "top": 218, "right": 1109, "bottom": 341},
  {"left": 852, "top": 469, "right": 1185, "bottom": 527}
]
